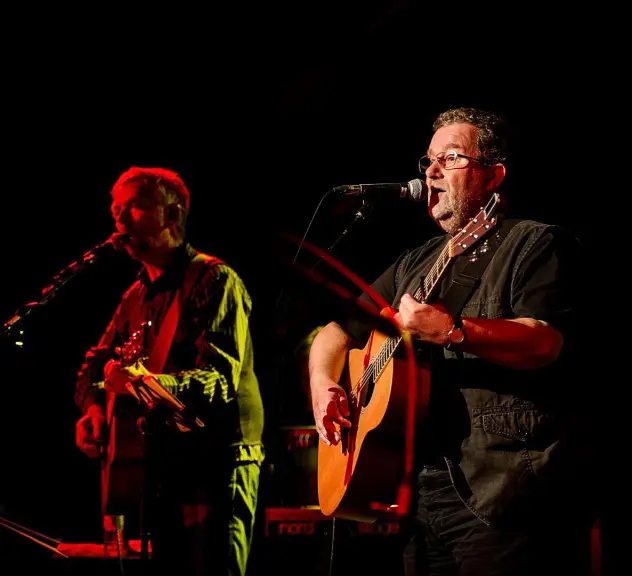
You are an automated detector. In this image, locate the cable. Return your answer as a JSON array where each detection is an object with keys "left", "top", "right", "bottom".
[
  {"left": 274, "top": 188, "right": 334, "bottom": 310},
  {"left": 270, "top": 187, "right": 339, "bottom": 460},
  {"left": 328, "top": 517, "right": 336, "bottom": 576}
]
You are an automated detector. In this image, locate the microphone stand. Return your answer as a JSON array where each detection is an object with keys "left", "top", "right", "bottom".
[
  {"left": 274, "top": 197, "right": 375, "bottom": 309},
  {"left": 312, "top": 198, "right": 375, "bottom": 272},
  {"left": 0, "top": 515, "right": 67, "bottom": 558},
  {"left": 2, "top": 235, "right": 123, "bottom": 347},
  {"left": 273, "top": 196, "right": 375, "bottom": 432}
]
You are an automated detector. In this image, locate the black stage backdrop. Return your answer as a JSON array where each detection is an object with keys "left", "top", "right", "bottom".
[{"left": 0, "top": 3, "right": 618, "bottom": 573}]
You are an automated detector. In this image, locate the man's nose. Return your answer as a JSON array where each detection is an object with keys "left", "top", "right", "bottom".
[
  {"left": 112, "top": 206, "right": 129, "bottom": 223},
  {"left": 425, "top": 161, "right": 443, "bottom": 180}
]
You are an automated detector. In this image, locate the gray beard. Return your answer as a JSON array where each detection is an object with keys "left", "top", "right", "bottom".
[{"left": 432, "top": 201, "right": 469, "bottom": 236}]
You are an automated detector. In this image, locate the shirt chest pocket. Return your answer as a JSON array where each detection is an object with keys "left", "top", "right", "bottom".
[
  {"left": 469, "top": 405, "right": 560, "bottom": 474},
  {"left": 461, "top": 296, "right": 508, "bottom": 320}
]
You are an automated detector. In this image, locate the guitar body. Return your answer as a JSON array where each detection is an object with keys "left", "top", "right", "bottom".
[
  {"left": 101, "top": 391, "right": 146, "bottom": 516},
  {"left": 317, "top": 324, "right": 430, "bottom": 522}
]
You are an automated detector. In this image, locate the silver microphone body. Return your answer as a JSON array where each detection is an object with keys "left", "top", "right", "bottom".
[{"left": 331, "top": 178, "right": 427, "bottom": 202}]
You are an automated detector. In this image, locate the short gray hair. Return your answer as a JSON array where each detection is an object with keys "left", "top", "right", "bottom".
[{"left": 433, "top": 107, "right": 510, "bottom": 166}]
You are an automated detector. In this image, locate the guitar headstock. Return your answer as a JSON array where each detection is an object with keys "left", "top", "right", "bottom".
[
  {"left": 448, "top": 193, "right": 501, "bottom": 257},
  {"left": 116, "top": 320, "right": 151, "bottom": 367}
]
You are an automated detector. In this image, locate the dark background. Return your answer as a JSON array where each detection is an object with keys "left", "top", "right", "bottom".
[{"left": 0, "top": 2, "right": 618, "bottom": 572}]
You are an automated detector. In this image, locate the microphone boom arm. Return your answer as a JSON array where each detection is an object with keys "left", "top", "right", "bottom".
[
  {"left": 2, "top": 234, "right": 126, "bottom": 346},
  {"left": 323, "top": 198, "right": 374, "bottom": 255}
]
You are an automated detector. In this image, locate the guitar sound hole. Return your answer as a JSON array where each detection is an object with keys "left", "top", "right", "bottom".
[{"left": 361, "top": 377, "right": 376, "bottom": 408}]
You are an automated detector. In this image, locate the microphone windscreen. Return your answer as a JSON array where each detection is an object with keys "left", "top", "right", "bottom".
[{"left": 408, "top": 179, "right": 427, "bottom": 202}]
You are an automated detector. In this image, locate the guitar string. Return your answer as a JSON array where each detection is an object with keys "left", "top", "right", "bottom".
[
  {"left": 349, "top": 239, "right": 453, "bottom": 402},
  {"left": 349, "top": 218, "right": 492, "bottom": 401},
  {"left": 350, "top": 245, "right": 447, "bottom": 397}
]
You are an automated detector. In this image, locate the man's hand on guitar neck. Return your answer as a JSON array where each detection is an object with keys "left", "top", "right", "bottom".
[
  {"left": 104, "top": 359, "right": 151, "bottom": 395},
  {"left": 394, "top": 294, "right": 454, "bottom": 346},
  {"left": 311, "top": 375, "right": 352, "bottom": 446}
]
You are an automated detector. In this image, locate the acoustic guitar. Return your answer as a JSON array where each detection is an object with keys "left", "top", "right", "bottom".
[
  {"left": 101, "top": 321, "right": 205, "bottom": 516},
  {"left": 101, "top": 322, "right": 149, "bottom": 517},
  {"left": 317, "top": 193, "right": 501, "bottom": 522}
]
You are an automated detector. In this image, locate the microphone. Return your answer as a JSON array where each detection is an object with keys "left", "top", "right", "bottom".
[
  {"left": 36, "top": 232, "right": 132, "bottom": 300},
  {"left": 79, "top": 232, "right": 130, "bottom": 261},
  {"left": 331, "top": 178, "right": 427, "bottom": 202},
  {"left": 107, "top": 232, "right": 131, "bottom": 251}
]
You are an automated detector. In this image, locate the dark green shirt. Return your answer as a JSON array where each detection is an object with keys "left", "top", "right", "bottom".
[{"left": 75, "top": 243, "right": 264, "bottom": 461}]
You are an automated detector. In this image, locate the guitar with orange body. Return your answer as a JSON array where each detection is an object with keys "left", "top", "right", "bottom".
[{"left": 317, "top": 193, "right": 501, "bottom": 522}]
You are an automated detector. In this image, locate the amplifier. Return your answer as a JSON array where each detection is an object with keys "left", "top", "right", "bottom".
[
  {"left": 264, "top": 506, "right": 402, "bottom": 538},
  {"left": 251, "top": 507, "right": 406, "bottom": 576}
]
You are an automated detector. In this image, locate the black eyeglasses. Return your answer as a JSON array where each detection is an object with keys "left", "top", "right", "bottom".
[{"left": 418, "top": 150, "right": 487, "bottom": 172}]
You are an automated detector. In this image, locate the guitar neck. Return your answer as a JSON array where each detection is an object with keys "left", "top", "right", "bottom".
[
  {"left": 370, "top": 240, "right": 453, "bottom": 380},
  {"left": 355, "top": 194, "right": 500, "bottom": 402},
  {"left": 412, "top": 240, "right": 452, "bottom": 304}
]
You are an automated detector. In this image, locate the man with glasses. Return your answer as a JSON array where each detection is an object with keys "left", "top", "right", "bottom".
[{"left": 309, "top": 108, "right": 595, "bottom": 574}]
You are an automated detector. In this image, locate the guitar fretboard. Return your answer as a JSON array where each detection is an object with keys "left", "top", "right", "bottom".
[
  {"left": 355, "top": 198, "right": 499, "bottom": 397},
  {"left": 362, "top": 239, "right": 452, "bottom": 389}
]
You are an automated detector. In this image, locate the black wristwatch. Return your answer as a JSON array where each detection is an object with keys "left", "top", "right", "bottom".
[{"left": 445, "top": 318, "right": 465, "bottom": 350}]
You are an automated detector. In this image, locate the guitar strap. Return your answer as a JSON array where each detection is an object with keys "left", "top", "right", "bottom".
[
  {"left": 144, "top": 252, "right": 219, "bottom": 374},
  {"left": 438, "top": 217, "right": 520, "bottom": 321}
]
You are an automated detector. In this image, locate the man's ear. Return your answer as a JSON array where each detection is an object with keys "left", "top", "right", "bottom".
[{"left": 486, "top": 163, "right": 506, "bottom": 191}]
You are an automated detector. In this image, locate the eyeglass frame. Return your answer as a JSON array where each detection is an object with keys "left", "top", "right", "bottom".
[{"left": 418, "top": 150, "right": 489, "bottom": 173}]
